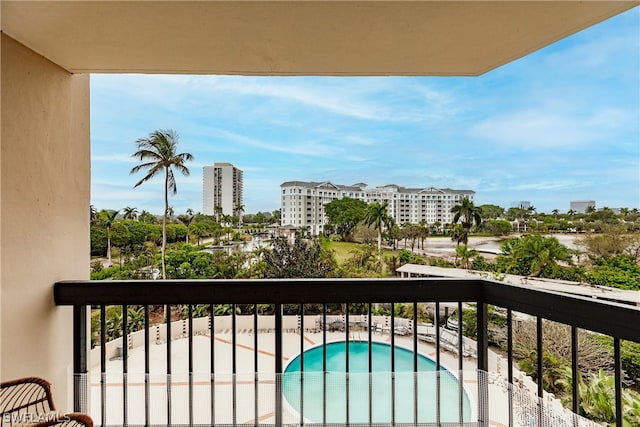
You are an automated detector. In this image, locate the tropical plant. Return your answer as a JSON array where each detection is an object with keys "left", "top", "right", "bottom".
[
  {"left": 497, "top": 234, "right": 571, "bottom": 277},
  {"left": 450, "top": 197, "right": 482, "bottom": 246},
  {"left": 450, "top": 224, "right": 468, "bottom": 247},
  {"left": 324, "top": 197, "right": 368, "bottom": 241},
  {"left": 90, "top": 205, "right": 98, "bottom": 222},
  {"left": 514, "top": 320, "right": 614, "bottom": 395},
  {"left": 130, "top": 129, "right": 193, "bottom": 279},
  {"left": 455, "top": 245, "right": 478, "bottom": 269},
  {"left": 122, "top": 206, "right": 139, "bottom": 221},
  {"left": 99, "top": 209, "right": 120, "bottom": 265},
  {"left": 363, "top": 201, "right": 394, "bottom": 266},
  {"left": 176, "top": 210, "right": 196, "bottom": 243},
  {"left": 557, "top": 368, "right": 640, "bottom": 426},
  {"left": 234, "top": 204, "right": 245, "bottom": 224},
  {"left": 585, "top": 255, "right": 640, "bottom": 290},
  {"left": 262, "top": 236, "right": 337, "bottom": 278},
  {"left": 138, "top": 210, "right": 157, "bottom": 224},
  {"left": 214, "top": 205, "right": 223, "bottom": 222},
  {"left": 213, "top": 304, "right": 240, "bottom": 316}
]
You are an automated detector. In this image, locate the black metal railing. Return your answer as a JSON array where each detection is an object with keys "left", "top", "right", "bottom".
[{"left": 54, "top": 278, "right": 640, "bottom": 427}]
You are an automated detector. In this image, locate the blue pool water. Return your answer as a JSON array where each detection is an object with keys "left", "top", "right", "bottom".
[{"left": 282, "top": 341, "right": 472, "bottom": 423}]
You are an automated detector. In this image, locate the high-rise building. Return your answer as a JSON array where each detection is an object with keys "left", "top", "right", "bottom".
[
  {"left": 280, "top": 181, "right": 474, "bottom": 235},
  {"left": 511, "top": 201, "right": 531, "bottom": 209},
  {"left": 203, "top": 163, "right": 243, "bottom": 217},
  {"left": 570, "top": 200, "right": 596, "bottom": 213}
]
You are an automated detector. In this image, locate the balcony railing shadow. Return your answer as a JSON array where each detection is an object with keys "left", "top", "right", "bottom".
[{"left": 54, "top": 278, "right": 640, "bottom": 427}]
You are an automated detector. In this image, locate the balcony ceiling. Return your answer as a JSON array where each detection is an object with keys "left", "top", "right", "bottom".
[{"left": 1, "top": 1, "right": 638, "bottom": 76}]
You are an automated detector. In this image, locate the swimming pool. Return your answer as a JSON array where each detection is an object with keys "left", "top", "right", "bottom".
[{"left": 282, "top": 341, "right": 472, "bottom": 423}]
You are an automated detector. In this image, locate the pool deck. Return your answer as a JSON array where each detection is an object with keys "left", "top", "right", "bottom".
[{"left": 89, "top": 329, "right": 535, "bottom": 426}]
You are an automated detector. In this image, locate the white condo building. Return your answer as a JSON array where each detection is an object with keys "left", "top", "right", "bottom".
[
  {"left": 280, "top": 181, "right": 475, "bottom": 235},
  {"left": 570, "top": 200, "right": 596, "bottom": 213},
  {"left": 203, "top": 163, "right": 244, "bottom": 217}
]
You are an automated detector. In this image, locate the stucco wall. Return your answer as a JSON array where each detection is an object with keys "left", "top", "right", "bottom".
[{"left": 0, "top": 33, "right": 90, "bottom": 409}]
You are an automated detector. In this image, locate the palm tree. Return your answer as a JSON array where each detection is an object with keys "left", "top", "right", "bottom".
[
  {"left": 455, "top": 245, "right": 478, "bottom": 269},
  {"left": 122, "top": 206, "right": 138, "bottom": 221},
  {"left": 363, "top": 201, "right": 394, "bottom": 265},
  {"left": 130, "top": 129, "right": 193, "bottom": 279},
  {"left": 234, "top": 204, "right": 245, "bottom": 225},
  {"left": 450, "top": 197, "right": 482, "bottom": 246},
  {"left": 176, "top": 210, "right": 195, "bottom": 243},
  {"left": 90, "top": 204, "right": 98, "bottom": 222},
  {"left": 214, "top": 205, "right": 223, "bottom": 222},
  {"left": 99, "top": 209, "right": 119, "bottom": 265},
  {"left": 505, "top": 235, "right": 570, "bottom": 277}
]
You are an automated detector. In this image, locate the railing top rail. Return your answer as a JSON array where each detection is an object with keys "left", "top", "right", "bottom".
[
  {"left": 54, "top": 278, "right": 640, "bottom": 341},
  {"left": 54, "top": 277, "right": 484, "bottom": 305},
  {"left": 480, "top": 279, "right": 640, "bottom": 342}
]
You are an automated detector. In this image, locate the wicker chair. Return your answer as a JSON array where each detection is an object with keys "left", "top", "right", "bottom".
[{"left": 0, "top": 377, "right": 93, "bottom": 426}]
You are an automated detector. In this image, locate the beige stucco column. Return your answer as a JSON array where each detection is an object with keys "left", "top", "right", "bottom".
[{"left": 0, "top": 33, "right": 90, "bottom": 409}]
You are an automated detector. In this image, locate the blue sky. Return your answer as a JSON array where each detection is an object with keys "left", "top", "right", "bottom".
[{"left": 91, "top": 8, "right": 639, "bottom": 216}]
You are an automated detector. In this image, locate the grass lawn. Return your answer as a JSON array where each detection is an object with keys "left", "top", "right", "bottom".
[
  {"left": 325, "top": 241, "right": 359, "bottom": 264},
  {"left": 325, "top": 240, "right": 398, "bottom": 265}
]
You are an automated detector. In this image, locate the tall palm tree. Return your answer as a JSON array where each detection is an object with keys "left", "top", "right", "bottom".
[
  {"left": 177, "top": 210, "right": 195, "bottom": 243},
  {"left": 122, "top": 206, "right": 138, "bottom": 221},
  {"left": 99, "top": 209, "right": 119, "bottom": 266},
  {"left": 214, "top": 205, "right": 223, "bottom": 222},
  {"left": 130, "top": 129, "right": 193, "bottom": 279},
  {"left": 363, "top": 201, "right": 394, "bottom": 265},
  {"left": 234, "top": 204, "right": 245, "bottom": 225},
  {"left": 450, "top": 197, "right": 482, "bottom": 246},
  {"left": 90, "top": 204, "right": 98, "bottom": 222}
]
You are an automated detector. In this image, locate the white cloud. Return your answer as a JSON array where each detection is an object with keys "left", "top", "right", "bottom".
[
  {"left": 92, "top": 154, "right": 137, "bottom": 163},
  {"left": 469, "top": 108, "right": 634, "bottom": 150}
]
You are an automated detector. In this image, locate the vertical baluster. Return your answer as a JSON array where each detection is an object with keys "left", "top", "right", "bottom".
[
  {"left": 188, "top": 305, "right": 194, "bottom": 427},
  {"left": 435, "top": 301, "right": 441, "bottom": 425},
  {"left": 536, "top": 316, "right": 543, "bottom": 426},
  {"left": 390, "top": 302, "right": 395, "bottom": 426},
  {"left": 457, "top": 301, "right": 464, "bottom": 424},
  {"left": 210, "top": 304, "right": 215, "bottom": 426},
  {"left": 144, "top": 305, "right": 150, "bottom": 427},
  {"left": 166, "top": 304, "right": 172, "bottom": 426},
  {"left": 536, "top": 317, "right": 543, "bottom": 399},
  {"left": 477, "top": 303, "right": 489, "bottom": 427},
  {"left": 368, "top": 303, "right": 373, "bottom": 425},
  {"left": 507, "top": 309, "right": 513, "bottom": 427},
  {"left": 232, "top": 304, "right": 237, "bottom": 426},
  {"left": 413, "top": 302, "right": 418, "bottom": 425},
  {"left": 123, "top": 304, "right": 128, "bottom": 426},
  {"left": 275, "top": 303, "right": 283, "bottom": 427},
  {"left": 254, "top": 306, "right": 259, "bottom": 426},
  {"left": 73, "top": 305, "right": 88, "bottom": 414},
  {"left": 345, "top": 303, "right": 350, "bottom": 426},
  {"left": 100, "top": 305, "right": 106, "bottom": 427},
  {"left": 322, "top": 304, "right": 327, "bottom": 426},
  {"left": 614, "top": 338, "right": 622, "bottom": 427},
  {"left": 571, "top": 326, "right": 579, "bottom": 427},
  {"left": 299, "top": 304, "right": 304, "bottom": 425}
]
